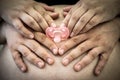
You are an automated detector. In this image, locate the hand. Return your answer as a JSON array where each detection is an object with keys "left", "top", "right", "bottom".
[
  {"left": 2, "top": 23, "right": 57, "bottom": 72},
  {"left": 59, "top": 18, "right": 120, "bottom": 75},
  {"left": 0, "top": 0, "right": 58, "bottom": 38},
  {"left": 62, "top": 0, "right": 120, "bottom": 37}
]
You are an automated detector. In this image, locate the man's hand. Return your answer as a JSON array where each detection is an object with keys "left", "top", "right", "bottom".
[
  {"left": 62, "top": 0, "right": 120, "bottom": 37},
  {"left": 0, "top": 0, "right": 58, "bottom": 38},
  {"left": 2, "top": 23, "right": 57, "bottom": 72},
  {"left": 59, "top": 18, "right": 120, "bottom": 75}
]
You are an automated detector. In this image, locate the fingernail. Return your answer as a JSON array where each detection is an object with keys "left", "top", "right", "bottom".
[
  {"left": 47, "top": 58, "right": 54, "bottom": 65},
  {"left": 96, "top": 70, "right": 101, "bottom": 75},
  {"left": 21, "top": 67, "right": 25, "bottom": 71},
  {"left": 62, "top": 58, "right": 69, "bottom": 66},
  {"left": 38, "top": 62, "right": 44, "bottom": 68},
  {"left": 59, "top": 48, "right": 64, "bottom": 55},
  {"left": 75, "top": 64, "right": 81, "bottom": 71},
  {"left": 70, "top": 32, "right": 74, "bottom": 37},
  {"left": 51, "top": 23, "right": 56, "bottom": 27},
  {"left": 52, "top": 48, "right": 58, "bottom": 55},
  {"left": 29, "top": 34, "right": 34, "bottom": 38}
]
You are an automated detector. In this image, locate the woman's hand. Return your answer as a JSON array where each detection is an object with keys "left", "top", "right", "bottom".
[
  {"left": 0, "top": 0, "right": 58, "bottom": 38},
  {"left": 59, "top": 18, "right": 120, "bottom": 75},
  {"left": 62, "top": 0, "right": 120, "bottom": 37},
  {"left": 1, "top": 23, "right": 57, "bottom": 72}
]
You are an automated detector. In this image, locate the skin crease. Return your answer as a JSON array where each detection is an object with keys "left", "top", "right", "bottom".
[
  {"left": 60, "top": 18, "right": 120, "bottom": 75},
  {"left": 2, "top": 5, "right": 119, "bottom": 80},
  {"left": 0, "top": 23, "right": 59, "bottom": 72},
  {"left": 1, "top": 0, "right": 119, "bottom": 75},
  {"left": 0, "top": 0, "right": 59, "bottom": 38},
  {"left": 62, "top": 0, "right": 120, "bottom": 37}
]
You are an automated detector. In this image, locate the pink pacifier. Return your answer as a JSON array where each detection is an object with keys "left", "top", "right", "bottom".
[{"left": 46, "top": 23, "right": 70, "bottom": 43}]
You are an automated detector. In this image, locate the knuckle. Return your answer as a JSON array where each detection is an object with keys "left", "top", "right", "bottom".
[
  {"left": 81, "top": 34, "right": 87, "bottom": 38},
  {"left": 29, "top": 56, "right": 37, "bottom": 64},
  {"left": 13, "top": 53, "right": 21, "bottom": 61},
  {"left": 104, "top": 56, "right": 108, "bottom": 62},
  {"left": 80, "top": 60, "right": 88, "bottom": 67},
  {"left": 101, "top": 54, "right": 108, "bottom": 62},
  {"left": 78, "top": 46, "right": 85, "bottom": 52},
  {"left": 47, "top": 19, "right": 53, "bottom": 24},
  {"left": 39, "top": 52, "right": 48, "bottom": 60},
  {"left": 17, "top": 38, "right": 24, "bottom": 43},
  {"left": 34, "top": 32, "right": 46, "bottom": 43},
  {"left": 16, "top": 25, "right": 23, "bottom": 30},
  {"left": 37, "top": 18, "right": 42, "bottom": 23},
  {"left": 80, "top": 17, "right": 86, "bottom": 23},
  {"left": 72, "top": 37, "right": 79, "bottom": 43},
  {"left": 95, "top": 7, "right": 104, "bottom": 14},
  {"left": 61, "top": 44, "right": 69, "bottom": 51},
  {"left": 22, "top": 51, "right": 29, "bottom": 57},
  {"left": 88, "top": 20, "right": 96, "bottom": 26},
  {"left": 73, "top": 28, "right": 79, "bottom": 33},
  {"left": 28, "top": 20, "right": 35, "bottom": 26},
  {"left": 88, "top": 52, "right": 97, "bottom": 60},
  {"left": 72, "top": 16, "right": 78, "bottom": 20},
  {"left": 68, "top": 53, "right": 76, "bottom": 60},
  {"left": 41, "top": 12, "right": 46, "bottom": 17},
  {"left": 83, "top": 26, "right": 90, "bottom": 32}
]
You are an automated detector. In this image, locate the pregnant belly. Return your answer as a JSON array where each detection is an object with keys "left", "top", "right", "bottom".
[{"left": 0, "top": 43, "right": 120, "bottom": 80}]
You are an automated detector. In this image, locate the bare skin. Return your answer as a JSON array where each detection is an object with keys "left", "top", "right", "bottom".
[
  {"left": 0, "top": 5, "right": 120, "bottom": 78},
  {"left": 0, "top": 0, "right": 58, "bottom": 38},
  {"left": 0, "top": 22, "right": 120, "bottom": 80},
  {"left": 0, "top": 23, "right": 58, "bottom": 72},
  {"left": 60, "top": 18, "right": 120, "bottom": 75},
  {"left": 62, "top": 0, "right": 120, "bottom": 37}
]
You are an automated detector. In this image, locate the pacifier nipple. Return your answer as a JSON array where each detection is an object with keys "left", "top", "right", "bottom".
[{"left": 54, "top": 34, "right": 61, "bottom": 43}]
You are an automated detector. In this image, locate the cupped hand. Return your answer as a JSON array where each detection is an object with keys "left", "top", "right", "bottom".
[
  {"left": 62, "top": 0, "right": 120, "bottom": 37},
  {"left": 0, "top": 0, "right": 58, "bottom": 38},
  {"left": 59, "top": 18, "right": 120, "bottom": 75},
  {"left": 2, "top": 23, "right": 58, "bottom": 72}
]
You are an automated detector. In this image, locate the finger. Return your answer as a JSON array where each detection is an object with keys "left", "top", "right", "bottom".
[
  {"left": 80, "top": 14, "right": 103, "bottom": 33},
  {"left": 71, "top": 10, "right": 95, "bottom": 37},
  {"left": 49, "top": 12, "right": 59, "bottom": 20},
  {"left": 12, "top": 18, "right": 34, "bottom": 38},
  {"left": 11, "top": 50, "right": 27, "bottom": 72},
  {"left": 19, "top": 12, "right": 40, "bottom": 31},
  {"left": 23, "top": 39, "right": 55, "bottom": 64},
  {"left": 95, "top": 53, "right": 109, "bottom": 76},
  {"left": 67, "top": 4, "right": 88, "bottom": 33},
  {"left": 74, "top": 47, "right": 103, "bottom": 72},
  {"left": 34, "top": 5, "right": 49, "bottom": 31},
  {"left": 63, "top": 0, "right": 81, "bottom": 25},
  {"left": 34, "top": 32, "right": 58, "bottom": 55},
  {"left": 59, "top": 34, "right": 87, "bottom": 55},
  {"left": 62, "top": 40, "right": 95, "bottom": 66},
  {"left": 40, "top": 3, "right": 55, "bottom": 12},
  {"left": 44, "top": 13, "right": 55, "bottom": 26},
  {"left": 17, "top": 45, "right": 45, "bottom": 68},
  {"left": 62, "top": 9, "right": 72, "bottom": 27},
  {"left": 43, "top": 5, "right": 55, "bottom": 12},
  {"left": 63, "top": 12, "right": 68, "bottom": 17},
  {"left": 25, "top": 7, "right": 44, "bottom": 32},
  {"left": 62, "top": 3, "right": 80, "bottom": 27},
  {"left": 63, "top": 6, "right": 72, "bottom": 12}
]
